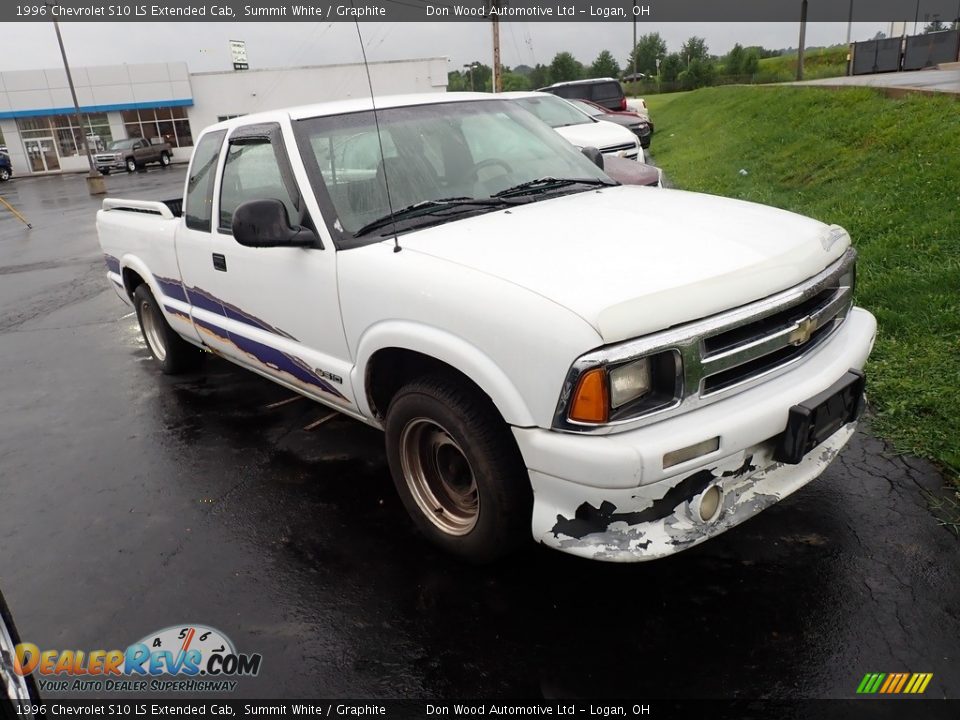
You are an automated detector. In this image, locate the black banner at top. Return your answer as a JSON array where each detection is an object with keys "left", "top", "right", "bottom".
[{"left": 8, "top": 0, "right": 960, "bottom": 23}]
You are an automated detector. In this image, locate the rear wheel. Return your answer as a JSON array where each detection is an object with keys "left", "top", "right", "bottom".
[
  {"left": 159, "top": 152, "right": 171, "bottom": 167},
  {"left": 384, "top": 376, "right": 531, "bottom": 562},
  {"left": 133, "top": 284, "right": 204, "bottom": 374}
]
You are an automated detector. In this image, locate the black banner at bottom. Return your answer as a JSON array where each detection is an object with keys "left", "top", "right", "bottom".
[{"left": 2, "top": 699, "right": 959, "bottom": 720}]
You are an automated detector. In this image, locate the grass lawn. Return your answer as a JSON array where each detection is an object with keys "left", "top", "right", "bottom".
[{"left": 647, "top": 85, "right": 960, "bottom": 483}]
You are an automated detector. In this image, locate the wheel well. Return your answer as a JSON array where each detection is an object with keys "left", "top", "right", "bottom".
[
  {"left": 366, "top": 348, "right": 498, "bottom": 422},
  {"left": 122, "top": 268, "right": 146, "bottom": 300}
]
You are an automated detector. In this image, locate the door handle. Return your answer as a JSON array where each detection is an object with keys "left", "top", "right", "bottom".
[{"left": 212, "top": 253, "right": 227, "bottom": 272}]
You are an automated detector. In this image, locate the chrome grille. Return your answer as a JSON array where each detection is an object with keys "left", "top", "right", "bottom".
[{"left": 553, "top": 248, "right": 857, "bottom": 434}]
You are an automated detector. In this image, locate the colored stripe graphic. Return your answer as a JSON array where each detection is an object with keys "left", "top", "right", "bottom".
[{"left": 857, "top": 672, "right": 932, "bottom": 694}]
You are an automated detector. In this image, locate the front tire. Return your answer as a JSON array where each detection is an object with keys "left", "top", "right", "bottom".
[
  {"left": 125, "top": 157, "right": 137, "bottom": 173},
  {"left": 0, "top": 168, "right": 10, "bottom": 181},
  {"left": 133, "top": 284, "right": 204, "bottom": 374},
  {"left": 384, "top": 376, "right": 532, "bottom": 562}
]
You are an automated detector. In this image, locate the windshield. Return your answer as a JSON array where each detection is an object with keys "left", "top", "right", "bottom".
[
  {"left": 568, "top": 99, "right": 604, "bottom": 117},
  {"left": 295, "top": 99, "right": 609, "bottom": 239},
  {"left": 109, "top": 139, "right": 139, "bottom": 150},
  {"left": 511, "top": 95, "right": 595, "bottom": 129}
]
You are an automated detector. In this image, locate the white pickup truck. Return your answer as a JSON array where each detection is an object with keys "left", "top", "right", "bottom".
[{"left": 97, "top": 93, "right": 876, "bottom": 563}]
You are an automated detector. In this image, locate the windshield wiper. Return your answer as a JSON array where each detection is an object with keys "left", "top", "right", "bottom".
[
  {"left": 354, "top": 197, "right": 520, "bottom": 237},
  {"left": 493, "top": 177, "right": 617, "bottom": 199}
]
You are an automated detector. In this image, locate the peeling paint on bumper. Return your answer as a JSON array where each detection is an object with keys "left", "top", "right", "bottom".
[{"left": 530, "top": 422, "right": 856, "bottom": 562}]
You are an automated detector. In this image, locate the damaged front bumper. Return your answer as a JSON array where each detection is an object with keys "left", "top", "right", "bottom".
[{"left": 514, "top": 307, "right": 876, "bottom": 562}]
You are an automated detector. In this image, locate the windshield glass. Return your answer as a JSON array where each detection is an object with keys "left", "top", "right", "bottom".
[
  {"left": 568, "top": 99, "right": 604, "bottom": 117},
  {"left": 295, "top": 99, "right": 609, "bottom": 237},
  {"left": 109, "top": 139, "right": 139, "bottom": 150},
  {"left": 511, "top": 95, "right": 594, "bottom": 129}
]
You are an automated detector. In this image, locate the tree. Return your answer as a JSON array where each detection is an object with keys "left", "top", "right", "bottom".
[
  {"left": 923, "top": 19, "right": 946, "bottom": 33},
  {"left": 872, "top": 31, "right": 887, "bottom": 39},
  {"left": 678, "top": 59, "right": 716, "bottom": 90},
  {"left": 500, "top": 71, "right": 531, "bottom": 91},
  {"left": 741, "top": 48, "right": 759, "bottom": 77},
  {"left": 724, "top": 43, "right": 746, "bottom": 75},
  {"left": 548, "top": 52, "right": 584, "bottom": 83},
  {"left": 627, "top": 32, "right": 667, "bottom": 76},
  {"left": 660, "top": 53, "right": 683, "bottom": 83},
  {"left": 528, "top": 63, "right": 550, "bottom": 89},
  {"left": 590, "top": 50, "right": 621, "bottom": 79},
  {"left": 680, "top": 36, "right": 710, "bottom": 65}
]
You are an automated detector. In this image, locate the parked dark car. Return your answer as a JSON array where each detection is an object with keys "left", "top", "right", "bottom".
[
  {"left": 567, "top": 98, "right": 653, "bottom": 149},
  {"left": 0, "top": 152, "right": 13, "bottom": 182},
  {"left": 538, "top": 78, "right": 627, "bottom": 111}
]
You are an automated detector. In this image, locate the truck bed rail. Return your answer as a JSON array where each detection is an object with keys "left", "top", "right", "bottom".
[{"left": 101, "top": 198, "right": 182, "bottom": 218}]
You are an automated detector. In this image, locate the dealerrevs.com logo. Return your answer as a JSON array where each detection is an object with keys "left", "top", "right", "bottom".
[{"left": 14, "top": 624, "right": 262, "bottom": 693}]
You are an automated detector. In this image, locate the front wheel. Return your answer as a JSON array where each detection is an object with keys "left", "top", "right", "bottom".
[
  {"left": 384, "top": 376, "right": 531, "bottom": 562},
  {"left": 125, "top": 157, "right": 137, "bottom": 173},
  {"left": 100, "top": 168, "right": 110, "bottom": 175},
  {"left": 0, "top": 168, "right": 10, "bottom": 182},
  {"left": 133, "top": 284, "right": 204, "bottom": 374}
]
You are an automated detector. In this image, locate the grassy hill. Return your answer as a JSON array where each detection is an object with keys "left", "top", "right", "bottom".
[
  {"left": 755, "top": 46, "right": 849, "bottom": 82},
  {"left": 646, "top": 86, "right": 960, "bottom": 482}
]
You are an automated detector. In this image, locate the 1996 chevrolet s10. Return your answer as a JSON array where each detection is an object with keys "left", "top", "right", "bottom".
[{"left": 96, "top": 93, "right": 877, "bottom": 562}]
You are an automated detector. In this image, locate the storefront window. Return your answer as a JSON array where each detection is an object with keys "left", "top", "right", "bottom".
[
  {"left": 16, "top": 113, "right": 113, "bottom": 156},
  {"left": 123, "top": 106, "right": 194, "bottom": 148}
]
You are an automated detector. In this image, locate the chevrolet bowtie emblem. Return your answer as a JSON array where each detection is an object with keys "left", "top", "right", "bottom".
[{"left": 789, "top": 316, "right": 819, "bottom": 346}]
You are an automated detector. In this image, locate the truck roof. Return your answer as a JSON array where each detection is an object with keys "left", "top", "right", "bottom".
[{"left": 205, "top": 92, "right": 496, "bottom": 132}]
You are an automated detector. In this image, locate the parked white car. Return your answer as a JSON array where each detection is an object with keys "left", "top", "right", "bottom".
[
  {"left": 96, "top": 93, "right": 875, "bottom": 563},
  {"left": 500, "top": 91, "right": 641, "bottom": 161}
]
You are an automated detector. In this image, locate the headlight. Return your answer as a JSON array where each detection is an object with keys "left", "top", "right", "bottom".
[
  {"left": 567, "top": 350, "right": 682, "bottom": 425},
  {"left": 610, "top": 358, "right": 651, "bottom": 408}
]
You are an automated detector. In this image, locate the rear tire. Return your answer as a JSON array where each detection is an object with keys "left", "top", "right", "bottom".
[
  {"left": 133, "top": 284, "right": 204, "bottom": 375},
  {"left": 384, "top": 376, "right": 532, "bottom": 563},
  {"left": 159, "top": 152, "right": 171, "bottom": 167}
]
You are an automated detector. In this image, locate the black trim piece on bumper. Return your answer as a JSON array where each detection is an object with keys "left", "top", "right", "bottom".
[{"left": 776, "top": 369, "right": 865, "bottom": 465}]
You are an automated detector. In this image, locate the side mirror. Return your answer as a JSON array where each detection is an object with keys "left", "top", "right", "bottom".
[
  {"left": 581, "top": 146, "right": 605, "bottom": 170},
  {"left": 232, "top": 199, "right": 317, "bottom": 248}
]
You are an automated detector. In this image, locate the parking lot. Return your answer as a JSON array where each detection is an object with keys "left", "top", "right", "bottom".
[{"left": 0, "top": 166, "right": 958, "bottom": 700}]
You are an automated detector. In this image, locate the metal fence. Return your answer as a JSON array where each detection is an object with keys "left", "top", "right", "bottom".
[
  {"left": 852, "top": 30, "right": 960, "bottom": 75},
  {"left": 903, "top": 30, "right": 960, "bottom": 70}
]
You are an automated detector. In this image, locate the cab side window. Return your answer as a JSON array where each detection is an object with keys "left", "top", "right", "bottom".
[
  {"left": 184, "top": 130, "right": 226, "bottom": 232},
  {"left": 218, "top": 141, "right": 299, "bottom": 234}
]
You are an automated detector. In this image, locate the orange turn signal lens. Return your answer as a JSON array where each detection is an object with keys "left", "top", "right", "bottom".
[{"left": 569, "top": 368, "right": 609, "bottom": 424}]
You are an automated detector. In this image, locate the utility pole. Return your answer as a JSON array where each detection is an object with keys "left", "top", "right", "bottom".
[
  {"left": 51, "top": 18, "right": 105, "bottom": 195},
  {"left": 846, "top": 0, "right": 854, "bottom": 44},
  {"left": 796, "top": 0, "right": 808, "bottom": 81},
  {"left": 491, "top": 0, "right": 502, "bottom": 92},
  {"left": 632, "top": 0, "right": 638, "bottom": 80}
]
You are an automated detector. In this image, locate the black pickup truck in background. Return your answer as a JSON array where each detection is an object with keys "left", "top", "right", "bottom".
[{"left": 94, "top": 137, "right": 173, "bottom": 174}]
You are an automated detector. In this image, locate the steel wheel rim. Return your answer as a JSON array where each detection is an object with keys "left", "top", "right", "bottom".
[
  {"left": 127, "top": 160, "right": 136, "bottom": 171},
  {"left": 399, "top": 418, "right": 479, "bottom": 535},
  {"left": 140, "top": 299, "right": 166, "bottom": 361},
  {"left": 0, "top": 611, "right": 32, "bottom": 709}
]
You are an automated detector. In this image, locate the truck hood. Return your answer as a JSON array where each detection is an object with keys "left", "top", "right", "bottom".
[
  {"left": 554, "top": 120, "right": 638, "bottom": 152},
  {"left": 396, "top": 185, "right": 850, "bottom": 343}
]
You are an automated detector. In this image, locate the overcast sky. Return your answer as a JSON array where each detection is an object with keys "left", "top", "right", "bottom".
[{"left": 8, "top": 21, "right": 893, "bottom": 74}]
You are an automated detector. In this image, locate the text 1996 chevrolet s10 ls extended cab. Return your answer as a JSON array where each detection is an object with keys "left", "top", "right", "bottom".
[{"left": 96, "top": 93, "right": 877, "bottom": 562}]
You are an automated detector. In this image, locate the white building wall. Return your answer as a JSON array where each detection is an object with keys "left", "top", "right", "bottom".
[
  {"left": 187, "top": 58, "right": 449, "bottom": 137},
  {"left": 0, "top": 58, "right": 448, "bottom": 175}
]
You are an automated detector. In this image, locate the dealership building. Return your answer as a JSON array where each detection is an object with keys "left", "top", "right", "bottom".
[{"left": 0, "top": 57, "right": 449, "bottom": 176}]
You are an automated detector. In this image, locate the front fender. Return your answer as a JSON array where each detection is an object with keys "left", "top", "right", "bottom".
[{"left": 352, "top": 320, "right": 537, "bottom": 428}]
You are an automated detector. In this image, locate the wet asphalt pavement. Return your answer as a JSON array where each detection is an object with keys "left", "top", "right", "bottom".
[{"left": 0, "top": 167, "right": 958, "bottom": 703}]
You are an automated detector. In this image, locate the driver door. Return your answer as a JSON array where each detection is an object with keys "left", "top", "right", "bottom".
[{"left": 199, "top": 123, "right": 356, "bottom": 410}]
